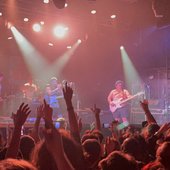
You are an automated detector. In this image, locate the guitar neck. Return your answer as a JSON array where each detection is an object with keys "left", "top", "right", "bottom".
[{"left": 119, "top": 94, "right": 139, "bottom": 105}]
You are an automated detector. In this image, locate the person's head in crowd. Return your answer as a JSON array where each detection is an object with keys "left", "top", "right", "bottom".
[
  {"left": 142, "top": 123, "right": 160, "bottom": 139},
  {"left": 156, "top": 142, "right": 170, "bottom": 169},
  {"left": 135, "top": 135, "right": 150, "bottom": 163},
  {"left": 82, "top": 139, "right": 101, "bottom": 169},
  {"left": 0, "top": 158, "right": 37, "bottom": 170},
  {"left": 31, "top": 141, "right": 57, "bottom": 170},
  {"left": 142, "top": 161, "right": 165, "bottom": 170},
  {"left": 121, "top": 137, "right": 141, "bottom": 161},
  {"left": 81, "top": 133, "right": 99, "bottom": 144},
  {"left": 98, "top": 151, "right": 137, "bottom": 170},
  {"left": 20, "top": 135, "right": 35, "bottom": 161},
  {"left": 92, "top": 130, "right": 104, "bottom": 144},
  {"left": 142, "top": 121, "right": 148, "bottom": 128},
  {"left": 109, "top": 138, "right": 120, "bottom": 152},
  {"left": 55, "top": 117, "right": 67, "bottom": 130},
  {"left": 0, "top": 147, "right": 23, "bottom": 160},
  {"left": 32, "top": 129, "right": 85, "bottom": 170}
]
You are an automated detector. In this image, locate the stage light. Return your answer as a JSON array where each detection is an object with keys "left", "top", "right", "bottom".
[
  {"left": 120, "top": 46, "right": 124, "bottom": 50},
  {"left": 67, "top": 46, "right": 72, "bottom": 49},
  {"left": 111, "top": 15, "right": 116, "bottom": 19},
  {"left": 91, "top": 10, "right": 96, "bottom": 14},
  {"left": 24, "top": 18, "right": 29, "bottom": 22},
  {"left": 32, "top": 23, "right": 41, "bottom": 32},
  {"left": 120, "top": 46, "right": 142, "bottom": 90},
  {"left": 48, "top": 42, "right": 54, "bottom": 46},
  {"left": 8, "top": 37, "right": 13, "bottom": 40},
  {"left": 53, "top": 25, "right": 68, "bottom": 38},
  {"left": 0, "top": 12, "right": 2, "bottom": 16},
  {"left": 40, "top": 21, "right": 44, "bottom": 25},
  {"left": 77, "top": 39, "right": 82, "bottom": 43},
  {"left": 65, "top": 3, "right": 68, "bottom": 7},
  {"left": 43, "top": 0, "right": 49, "bottom": 3},
  {"left": 7, "top": 22, "right": 13, "bottom": 29}
]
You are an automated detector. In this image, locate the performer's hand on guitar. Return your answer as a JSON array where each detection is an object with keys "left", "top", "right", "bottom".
[{"left": 110, "top": 102, "right": 116, "bottom": 107}]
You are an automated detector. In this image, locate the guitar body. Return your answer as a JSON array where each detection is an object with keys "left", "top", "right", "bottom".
[
  {"left": 109, "top": 99, "right": 123, "bottom": 113},
  {"left": 109, "top": 91, "right": 144, "bottom": 113}
]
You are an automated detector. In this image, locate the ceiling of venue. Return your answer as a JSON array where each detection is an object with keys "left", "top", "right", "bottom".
[{"left": 0, "top": 0, "right": 170, "bottom": 109}]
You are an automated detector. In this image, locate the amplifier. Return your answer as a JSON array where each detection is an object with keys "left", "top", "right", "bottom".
[{"left": 130, "top": 107, "right": 170, "bottom": 125}]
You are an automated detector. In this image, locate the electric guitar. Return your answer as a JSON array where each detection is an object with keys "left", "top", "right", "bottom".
[{"left": 109, "top": 92, "right": 144, "bottom": 113}]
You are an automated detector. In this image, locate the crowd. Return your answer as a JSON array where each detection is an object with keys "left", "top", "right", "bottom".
[{"left": 0, "top": 82, "right": 170, "bottom": 170}]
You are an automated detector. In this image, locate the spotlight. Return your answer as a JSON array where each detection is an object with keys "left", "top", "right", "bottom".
[
  {"left": 52, "top": 0, "right": 66, "bottom": 9},
  {"left": 0, "top": 12, "right": 2, "bottom": 16},
  {"left": 65, "top": 3, "right": 68, "bottom": 7},
  {"left": 111, "top": 15, "right": 116, "bottom": 19},
  {"left": 120, "top": 46, "right": 124, "bottom": 50},
  {"left": 24, "top": 18, "right": 29, "bottom": 22},
  {"left": 53, "top": 25, "right": 68, "bottom": 38},
  {"left": 67, "top": 46, "right": 72, "bottom": 49},
  {"left": 8, "top": 37, "right": 13, "bottom": 40},
  {"left": 40, "top": 21, "right": 45, "bottom": 25},
  {"left": 43, "top": 0, "right": 49, "bottom": 3},
  {"left": 77, "top": 39, "right": 82, "bottom": 44},
  {"left": 91, "top": 10, "right": 96, "bottom": 14},
  {"left": 7, "top": 22, "right": 13, "bottom": 29},
  {"left": 48, "top": 42, "right": 54, "bottom": 46},
  {"left": 32, "top": 23, "right": 41, "bottom": 32}
]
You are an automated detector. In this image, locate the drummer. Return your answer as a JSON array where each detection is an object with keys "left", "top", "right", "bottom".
[{"left": 22, "top": 79, "right": 38, "bottom": 103}]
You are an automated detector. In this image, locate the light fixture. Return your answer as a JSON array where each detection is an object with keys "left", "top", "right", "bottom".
[
  {"left": 43, "top": 0, "right": 49, "bottom": 4},
  {"left": 91, "top": 10, "right": 96, "bottom": 14},
  {"left": 32, "top": 23, "right": 41, "bottom": 32},
  {"left": 111, "top": 15, "right": 116, "bottom": 19},
  {"left": 24, "top": 18, "right": 29, "bottom": 22},
  {"left": 53, "top": 25, "right": 68, "bottom": 38}
]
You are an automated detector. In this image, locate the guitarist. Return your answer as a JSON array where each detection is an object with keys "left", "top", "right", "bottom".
[{"left": 108, "top": 80, "right": 131, "bottom": 123}]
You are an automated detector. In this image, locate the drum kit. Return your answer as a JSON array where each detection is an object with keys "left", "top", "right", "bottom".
[
  {"left": 1, "top": 80, "right": 76, "bottom": 117},
  {"left": 2, "top": 82, "right": 43, "bottom": 116}
]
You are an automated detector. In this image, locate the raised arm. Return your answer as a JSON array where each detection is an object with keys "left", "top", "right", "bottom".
[
  {"left": 140, "top": 100, "right": 157, "bottom": 124},
  {"left": 5, "top": 103, "right": 31, "bottom": 159},
  {"left": 43, "top": 99, "right": 74, "bottom": 170},
  {"left": 91, "top": 104, "right": 101, "bottom": 131},
  {"left": 63, "top": 82, "right": 80, "bottom": 143},
  {"left": 44, "top": 126, "right": 74, "bottom": 170},
  {"left": 29, "top": 104, "right": 44, "bottom": 143}
]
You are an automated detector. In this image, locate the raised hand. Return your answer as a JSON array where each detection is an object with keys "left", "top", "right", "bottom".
[
  {"left": 140, "top": 100, "right": 149, "bottom": 112},
  {"left": 91, "top": 104, "right": 101, "bottom": 117},
  {"left": 63, "top": 82, "right": 73, "bottom": 106},
  {"left": 43, "top": 99, "right": 53, "bottom": 129},
  {"left": 12, "top": 103, "right": 31, "bottom": 128},
  {"left": 37, "top": 104, "right": 44, "bottom": 118}
]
